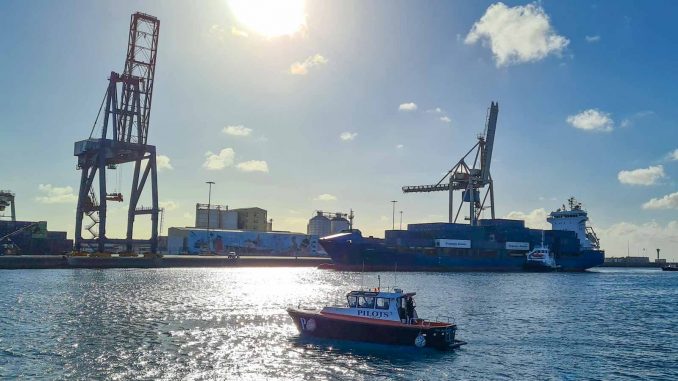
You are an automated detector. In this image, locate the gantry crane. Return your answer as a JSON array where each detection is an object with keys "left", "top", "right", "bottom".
[
  {"left": 402, "top": 102, "right": 499, "bottom": 226},
  {"left": 74, "top": 12, "right": 160, "bottom": 253}
]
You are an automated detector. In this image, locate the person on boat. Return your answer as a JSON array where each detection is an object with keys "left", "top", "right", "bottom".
[{"left": 405, "top": 296, "right": 415, "bottom": 323}]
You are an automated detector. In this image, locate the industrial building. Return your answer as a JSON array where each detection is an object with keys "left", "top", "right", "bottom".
[
  {"left": 307, "top": 211, "right": 353, "bottom": 238},
  {"left": 195, "top": 204, "right": 269, "bottom": 231},
  {"left": 167, "top": 227, "right": 325, "bottom": 256}
]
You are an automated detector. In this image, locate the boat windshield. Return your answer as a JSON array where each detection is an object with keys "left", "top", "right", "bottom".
[{"left": 357, "top": 296, "right": 375, "bottom": 308}]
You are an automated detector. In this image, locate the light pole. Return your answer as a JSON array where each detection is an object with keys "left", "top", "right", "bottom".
[
  {"left": 206, "top": 181, "right": 215, "bottom": 253},
  {"left": 390, "top": 200, "right": 397, "bottom": 230},
  {"left": 399, "top": 210, "right": 403, "bottom": 230}
]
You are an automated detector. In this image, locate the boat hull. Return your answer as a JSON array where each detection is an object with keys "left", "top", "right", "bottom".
[{"left": 287, "top": 308, "right": 463, "bottom": 350}]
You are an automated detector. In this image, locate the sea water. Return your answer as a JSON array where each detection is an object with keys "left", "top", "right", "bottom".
[{"left": 0, "top": 267, "right": 676, "bottom": 380}]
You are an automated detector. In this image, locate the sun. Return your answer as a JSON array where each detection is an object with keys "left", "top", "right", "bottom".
[{"left": 228, "top": 0, "right": 306, "bottom": 38}]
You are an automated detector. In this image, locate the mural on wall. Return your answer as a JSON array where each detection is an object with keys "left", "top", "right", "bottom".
[{"left": 186, "top": 230, "right": 321, "bottom": 256}]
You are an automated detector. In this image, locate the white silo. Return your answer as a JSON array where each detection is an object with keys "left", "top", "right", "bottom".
[
  {"left": 307, "top": 211, "right": 331, "bottom": 237},
  {"left": 330, "top": 214, "right": 350, "bottom": 234}
]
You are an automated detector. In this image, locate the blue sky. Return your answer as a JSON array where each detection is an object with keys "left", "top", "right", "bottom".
[{"left": 1, "top": 1, "right": 676, "bottom": 258}]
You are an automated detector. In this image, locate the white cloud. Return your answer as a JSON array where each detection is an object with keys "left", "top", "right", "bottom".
[
  {"left": 396, "top": 144, "right": 404, "bottom": 149},
  {"left": 427, "top": 107, "right": 444, "bottom": 114},
  {"left": 505, "top": 208, "right": 549, "bottom": 230},
  {"left": 668, "top": 148, "right": 678, "bottom": 161},
  {"left": 203, "top": 148, "right": 235, "bottom": 170},
  {"left": 440, "top": 116, "right": 451, "bottom": 123},
  {"left": 231, "top": 26, "right": 248, "bottom": 38},
  {"left": 585, "top": 35, "right": 600, "bottom": 43},
  {"left": 340, "top": 132, "right": 358, "bottom": 141},
  {"left": 398, "top": 102, "right": 418, "bottom": 111},
  {"left": 156, "top": 155, "right": 173, "bottom": 171},
  {"left": 642, "top": 192, "right": 678, "bottom": 210},
  {"left": 314, "top": 194, "right": 337, "bottom": 201},
  {"left": 223, "top": 125, "right": 252, "bottom": 136},
  {"left": 36, "top": 184, "right": 77, "bottom": 204},
  {"left": 159, "top": 200, "right": 178, "bottom": 211},
  {"left": 236, "top": 160, "right": 269, "bottom": 173},
  {"left": 289, "top": 54, "right": 328, "bottom": 75},
  {"left": 566, "top": 109, "right": 614, "bottom": 132},
  {"left": 618, "top": 165, "right": 665, "bottom": 186},
  {"left": 620, "top": 110, "right": 653, "bottom": 128},
  {"left": 465, "top": 2, "right": 569, "bottom": 67},
  {"left": 598, "top": 220, "right": 678, "bottom": 259}
]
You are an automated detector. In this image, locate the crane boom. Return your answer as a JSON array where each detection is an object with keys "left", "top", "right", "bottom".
[
  {"left": 481, "top": 102, "right": 498, "bottom": 182},
  {"left": 117, "top": 12, "right": 160, "bottom": 145}
]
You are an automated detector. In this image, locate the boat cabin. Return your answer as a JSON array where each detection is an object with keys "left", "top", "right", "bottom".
[{"left": 320, "top": 288, "right": 420, "bottom": 323}]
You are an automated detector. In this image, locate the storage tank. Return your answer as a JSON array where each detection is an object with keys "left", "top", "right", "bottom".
[
  {"left": 330, "top": 214, "right": 350, "bottom": 234},
  {"left": 307, "top": 212, "right": 331, "bottom": 237}
]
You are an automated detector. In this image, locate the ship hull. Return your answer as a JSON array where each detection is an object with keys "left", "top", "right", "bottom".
[{"left": 321, "top": 232, "right": 604, "bottom": 272}]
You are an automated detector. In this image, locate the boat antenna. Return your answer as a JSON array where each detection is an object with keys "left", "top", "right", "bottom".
[
  {"left": 378, "top": 275, "right": 381, "bottom": 291},
  {"left": 394, "top": 261, "right": 398, "bottom": 288},
  {"left": 360, "top": 260, "right": 365, "bottom": 290}
]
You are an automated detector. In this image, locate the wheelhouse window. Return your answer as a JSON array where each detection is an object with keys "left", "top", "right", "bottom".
[
  {"left": 357, "top": 296, "right": 375, "bottom": 308},
  {"left": 375, "top": 297, "right": 390, "bottom": 310},
  {"left": 347, "top": 295, "right": 358, "bottom": 307}
]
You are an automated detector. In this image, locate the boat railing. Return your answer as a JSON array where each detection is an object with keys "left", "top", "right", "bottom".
[{"left": 435, "top": 315, "right": 456, "bottom": 325}]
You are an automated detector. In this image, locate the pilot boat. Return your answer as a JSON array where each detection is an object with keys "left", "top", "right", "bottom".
[
  {"left": 524, "top": 232, "right": 561, "bottom": 271},
  {"left": 287, "top": 288, "right": 466, "bottom": 350}
]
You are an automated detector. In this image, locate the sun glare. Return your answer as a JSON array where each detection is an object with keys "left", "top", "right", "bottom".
[{"left": 228, "top": 0, "right": 306, "bottom": 38}]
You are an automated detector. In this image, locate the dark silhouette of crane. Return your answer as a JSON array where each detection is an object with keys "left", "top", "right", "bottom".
[
  {"left": 74, "top": 13, "right": 160, "bottom": 253},
  {"left": 402, "top": 102, "right": 499, "bottom": 226}
]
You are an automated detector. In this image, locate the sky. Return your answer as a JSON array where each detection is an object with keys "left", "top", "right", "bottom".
[{"left": 0, "top": 1, "right": 677, "bottom": 259}]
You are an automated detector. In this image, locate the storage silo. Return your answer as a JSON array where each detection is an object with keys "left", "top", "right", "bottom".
[
  {"left": 330, "top": 214, "right": 350, "bottom": 234},
  {"left": 307, "top": 211, "right": 331, "bottom": 237}
]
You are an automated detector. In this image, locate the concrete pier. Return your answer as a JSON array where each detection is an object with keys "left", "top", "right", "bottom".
[{"left": 0, "top": 255, "right": 330, "bottom": 270}]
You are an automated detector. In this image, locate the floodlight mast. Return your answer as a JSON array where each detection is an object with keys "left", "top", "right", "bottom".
[{"left": 402, "top": 102, "right": 499, "bottom": 226}]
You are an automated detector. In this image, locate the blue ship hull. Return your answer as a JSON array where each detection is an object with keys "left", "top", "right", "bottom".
[{"left": 320, "top": 220, "right": 604, "bottom": 272}]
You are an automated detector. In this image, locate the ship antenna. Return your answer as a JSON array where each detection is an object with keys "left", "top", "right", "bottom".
[{"left": 541, "top": 230, "right": 545, "bottom": 247}]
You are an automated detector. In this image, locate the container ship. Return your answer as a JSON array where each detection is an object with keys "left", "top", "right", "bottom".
[
  {"left": 320, "top": 198, "right": 604, "bottom": 272},
  {"left": 319, "top": 102, "right": 604, "bottom": 271}
]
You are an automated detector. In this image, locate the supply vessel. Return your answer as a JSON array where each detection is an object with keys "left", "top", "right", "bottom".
[{"left": 319, "top": 103, "right": 604, "bottom": 271}]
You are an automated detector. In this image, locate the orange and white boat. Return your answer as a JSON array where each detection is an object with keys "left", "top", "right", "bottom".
[{"left": 287, "top": 288, "right": 466, "bottom": 350}]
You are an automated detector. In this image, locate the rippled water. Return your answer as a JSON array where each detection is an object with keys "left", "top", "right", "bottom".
[{"left": 0, "top": 268, "right": 676, "bottom": 380}]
